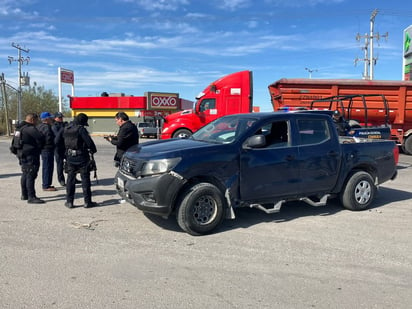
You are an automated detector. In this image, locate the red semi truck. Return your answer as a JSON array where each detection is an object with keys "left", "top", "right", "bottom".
[{"left": 160, "top": 71, "right": 254, "bottom": 139}]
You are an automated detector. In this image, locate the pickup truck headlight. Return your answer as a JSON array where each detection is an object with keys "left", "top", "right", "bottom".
[{"left": 141, "top": 157, "right": 181, "bottom": 176}]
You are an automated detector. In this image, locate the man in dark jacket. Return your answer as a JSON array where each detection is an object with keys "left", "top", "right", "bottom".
[
  {"left": 52, "top": 112, "right": 67, "bottom": 186},
  {"left": 63, "top": 113, "right": 98, "bottom": 208},
  {"left": 37, "top": 111, "right": 56, "bottom": 191},
  {"left": 106, "top": 111, "right": 139, "bottom": 166},
  {"left": 16, "top": 113, "right": 46, "bottom": 204}
]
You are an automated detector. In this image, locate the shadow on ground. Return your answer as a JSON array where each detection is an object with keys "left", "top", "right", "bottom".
[{"left": 142, "top": 186, "right": 412, "bottom": 235}]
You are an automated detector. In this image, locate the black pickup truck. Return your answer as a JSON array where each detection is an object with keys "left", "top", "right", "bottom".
[{"left": 115, "top": 112, "right": 398, "bottom": 235}]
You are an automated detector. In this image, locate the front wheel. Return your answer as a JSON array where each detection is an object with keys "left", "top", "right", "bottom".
[
  {"left": 172, "top": 129, "right": 192, "bottom": 139},
  {"left": 340, "top": 171, "right": 376, "bottom": 211},
  {"left": 176, "top": 183, "right": 225, "bottom": 236}
]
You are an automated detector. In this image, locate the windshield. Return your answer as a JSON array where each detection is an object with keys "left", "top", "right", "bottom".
[{"left": 191, "top": 115, "right": 257, "bottom": 144}]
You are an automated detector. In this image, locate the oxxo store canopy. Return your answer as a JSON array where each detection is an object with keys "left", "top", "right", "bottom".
[{"left": 69, "top": 92, "right": 193, "bottom": 134}]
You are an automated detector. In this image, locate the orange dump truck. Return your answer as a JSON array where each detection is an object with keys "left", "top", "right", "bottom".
[{"left": 268, "top": 78, "right": 412, "bottom": 154}]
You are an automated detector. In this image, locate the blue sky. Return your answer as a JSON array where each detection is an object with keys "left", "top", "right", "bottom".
[{"left": 1, "top": 0, "right": 412, "bottom": 112}]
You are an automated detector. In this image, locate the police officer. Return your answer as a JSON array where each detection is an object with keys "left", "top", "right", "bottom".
[
  {"left": 37, "top": 112, "right": 56, "bottom": 191},
  {"left": 52, "top": 112, "right": 67, "bottom": 186},
  {"left": 106, "top": 111, "right": 139, "bottom": 166},
  {"left": 332, "top": 110, "right": 351, "bottom": 136},
  {"left": 16, "top": 113, "right": 46, "bottom": 204},
  {"left": 63, "top": 113, "right": 97, "bottom": 208}
]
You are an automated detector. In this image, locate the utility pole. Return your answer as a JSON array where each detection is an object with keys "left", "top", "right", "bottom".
[
  {"left": 355, "top": 9, "right": 388, "bottom": 80},
  {"left": 305, "top": 67, "right": 317, "bottom": 79},
  {"left": 0, "top": 73, "right": 11, "bottom": 135},
  {"left": 8, "top": 42, "right": 30, "bottom": 122}
]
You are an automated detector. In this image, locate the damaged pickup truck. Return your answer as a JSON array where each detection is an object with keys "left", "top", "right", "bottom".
[{"left": 115, "top": 112, "right": 398, "bottom": 235}]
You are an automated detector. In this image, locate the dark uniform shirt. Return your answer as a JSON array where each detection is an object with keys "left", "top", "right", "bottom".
[
  {"left": 37, "top": 123, "right": 55, "bottom": 151},
  {"left": 18, "top": 121, "right": 45, "bottom": 158},
  {"left": 63, "top": 123, "right": 97, "bottom": 165}
]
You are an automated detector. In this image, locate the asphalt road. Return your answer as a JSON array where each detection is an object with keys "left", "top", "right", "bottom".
[{"left": 1, "top": 136, "right": 411, "bottom": 309}]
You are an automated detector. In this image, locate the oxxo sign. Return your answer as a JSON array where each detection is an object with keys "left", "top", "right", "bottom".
[{"left": 146, "top": 92, "right": 179, "bottom": 110}]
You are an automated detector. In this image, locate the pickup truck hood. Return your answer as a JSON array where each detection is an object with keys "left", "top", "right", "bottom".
[{"left": 125, "top": 138, "right": 221, "bottom": 160}]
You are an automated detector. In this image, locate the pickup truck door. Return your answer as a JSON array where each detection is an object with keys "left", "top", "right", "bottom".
[
  {"left": 295, "top": 118, "right": 341, "bottom": 193},
  {"left": 239, "top": 120, "right": 300, "bottom": 201}
]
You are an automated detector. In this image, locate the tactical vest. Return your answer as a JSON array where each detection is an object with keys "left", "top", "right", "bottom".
[
  {"left": 64, "top": 124, "right": 83, "bottom": 150},
  {"left": 10, "top": 124, "right": 27, "bottom": 155}
]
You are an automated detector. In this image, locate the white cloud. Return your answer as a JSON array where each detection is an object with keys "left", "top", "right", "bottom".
[
  {"left": 220, "top": 0, "right": 251, "bottom": 11},
  {"left": 0, "top": 0, "right": 38, "bottom": 18},
  {"left": 137, "top": 20, "right": 199, "bottom": 34},
  {"left": 120, "top": 0, "right": 189, "bottom": 11},
  {"left": 263, "top": 0, "right": 344, "bottom": 7}
]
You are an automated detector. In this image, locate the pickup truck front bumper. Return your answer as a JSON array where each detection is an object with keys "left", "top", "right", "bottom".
[{"left": 115, "top": 171, "right": 186, "bottom": 217}]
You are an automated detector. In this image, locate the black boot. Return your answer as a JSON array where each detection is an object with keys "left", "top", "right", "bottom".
[
  {"left": 28, "top": 197, "right": 45, "bottom": 204},
  {"left": 84, "top": 201, "right": 98, "bottom": 208}
]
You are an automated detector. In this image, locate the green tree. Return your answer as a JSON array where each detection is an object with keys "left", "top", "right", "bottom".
[
  {"left": 22, "top": 82, "right": 59, "bottom": 116},
  {"left": 0, "top": 82, "right": 60, "bottom": 134}
]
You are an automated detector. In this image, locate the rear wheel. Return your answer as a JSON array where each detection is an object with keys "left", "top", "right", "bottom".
[
  {"left": 176, "top": 183, "right": 225, "bottom": 236},
  {"left": 172, "top": 129, "right": 192, "bottom": 139},
  {"left": 340, "top": 171, "right": 376, "bottom": 211},
  {"left": 402, "top": 136, "right": 412, "bottom": 155}
]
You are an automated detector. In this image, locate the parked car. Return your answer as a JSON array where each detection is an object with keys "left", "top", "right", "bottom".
[{"left": 136, "top": 122, "right": 158, "bottom": 138}]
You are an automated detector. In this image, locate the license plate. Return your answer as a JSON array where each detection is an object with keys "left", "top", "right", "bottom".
[{"left": 117, "top": 177, "right": 124, "bottom": 189}]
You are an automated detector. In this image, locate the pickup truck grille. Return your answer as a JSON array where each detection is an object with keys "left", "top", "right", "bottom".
[{"left": 120, "top": 157, "right": 144, "bottom": 177}]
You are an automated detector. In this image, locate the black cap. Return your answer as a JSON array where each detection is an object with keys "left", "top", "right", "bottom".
[
  {"left": 333, "top": 110, "right": 341, "bottom": 116},
  {"left": 54, "top": 112, "right": 64, "bottom": 118},
  {"left": 76, "top": 113, "right": 89, "bottom": 126}
]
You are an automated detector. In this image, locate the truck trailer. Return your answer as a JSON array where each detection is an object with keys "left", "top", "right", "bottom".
[{"left": 268, "top": 78, "right": 412, "bottom": 154}]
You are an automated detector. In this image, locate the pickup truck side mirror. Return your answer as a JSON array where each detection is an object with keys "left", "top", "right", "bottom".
[{"left": 245, "top": 135, "right": 266, "bottom": 148}]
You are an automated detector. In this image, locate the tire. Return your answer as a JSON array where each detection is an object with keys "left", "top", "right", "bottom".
[
  {"left": 402, "top": 136, "right": 412, "bottom": 155},
  {"left": 340, "top": 171, "right": 376, "bottom": 211},
  {"left": 172, "top": 129, "right": 192, "bottom": 139},
  {"left": 176, "top": 183, "right": 225, "bottom": 236}
]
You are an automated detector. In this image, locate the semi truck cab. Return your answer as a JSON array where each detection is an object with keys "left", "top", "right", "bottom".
[{"left": 160, "top": 70, "right": 253, "bottom": 139}]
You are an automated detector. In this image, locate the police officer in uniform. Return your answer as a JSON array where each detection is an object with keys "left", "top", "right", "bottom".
[
  {"left": 332, "top": 110, "right": 351, "bottom": 136},
  {"left": 63, "top": 113, "right": 97, "bottom": 208},
  {"left": 52, "top": 112, "right": 67, "bottom": 186},
  {"left": 16, "top": 113, "right": 46, "bottom": 204},
  {"left": 37, "top": 112, "right": 57, "bottom": 191}
]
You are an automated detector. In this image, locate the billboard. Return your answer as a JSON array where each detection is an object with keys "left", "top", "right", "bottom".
[
  {"left": 60, "top": 68, "right": 74, "bottom": 84},
  {"left": 403, "top": 25, "right": 412, "bottom": 80}
]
